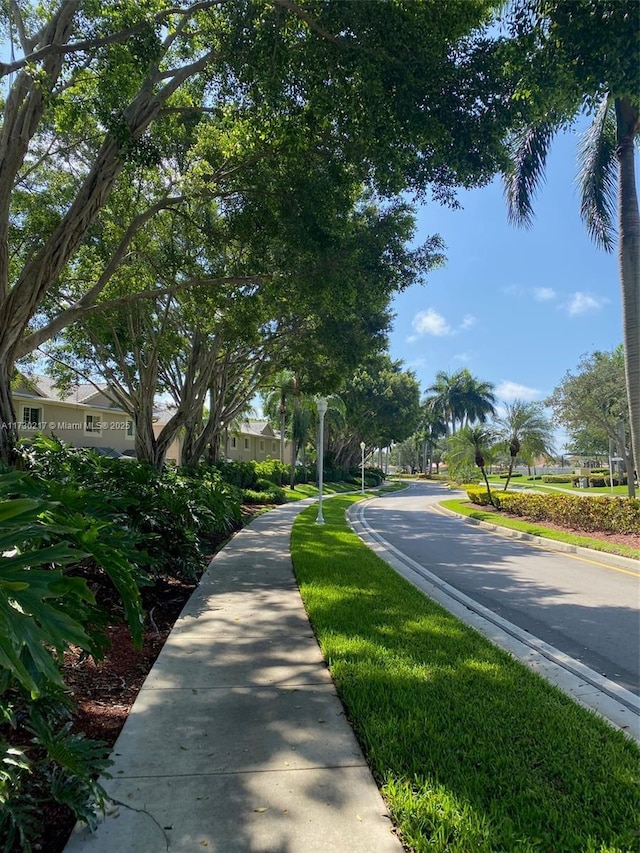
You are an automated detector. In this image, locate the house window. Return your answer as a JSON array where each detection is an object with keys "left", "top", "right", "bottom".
[
  {"left": 22, "top": 406, "right": 42, "bottom": 429},
  {"left": 84, "top": 414, "right": 102, "bottom": 436},
  {"left": 273, "top": 442, "right": 278, "bottom": 453},
  {"left": 126, "top": 420, "right": 134, "bottom": 438},
  {"left": 259, "top": 440, "right": 264, "bottom": 451},
  {"left": 230, "top": 436, "right": 237, "bottom": 448},
  {"left": 244, "top": 438, "right": 249, "bottom": 450}
]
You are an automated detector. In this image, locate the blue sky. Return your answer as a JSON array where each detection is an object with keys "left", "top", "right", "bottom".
[{"left": 388, "top": 126, "right": 626, "bottom": 452}]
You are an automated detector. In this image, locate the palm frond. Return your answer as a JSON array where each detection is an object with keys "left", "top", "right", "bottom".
[
  {"left": 577, "top": 95, "right": 617, "bottom": 252},
  {"left": 504, "top": 123, "right": 556, "bottom": 226}
]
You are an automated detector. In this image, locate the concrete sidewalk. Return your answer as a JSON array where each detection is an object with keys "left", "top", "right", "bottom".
[{"left": 64, "top": 500, "right": 402, "bottom": 853}]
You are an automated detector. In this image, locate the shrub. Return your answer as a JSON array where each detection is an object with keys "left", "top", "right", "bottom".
[
  {"left": 212, "top": 459, "right": 259, "bottom": 489},
  {"left": 498, "top": 492, "right": 640, "bottom": 534},
  {"left": 466, "top": 487, "right": 495, "bottom": 506},
  {"left": 0, "top": 471, "right": 143, "bottom": 847},
  {"left": 242, "top": 486, "right": 286, "bottom": 505},
  {"left": 542, "top": 475, "right": 574, "bottom": 483},
  {"left": 20, "top": 438, "right": 243, "bottom": 581},
  {"left": 366, "top": 467, "right": 386, "bottom": 486},
  {"left": 589, "top": 475, "right": 607, "bottom": 488},
  {"left": 254, "top": 459, "right": 289, "bottom": 487}
]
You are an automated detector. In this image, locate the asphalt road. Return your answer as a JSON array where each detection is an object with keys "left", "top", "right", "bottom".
[{"left": 359, "top": 482, "right": 640, "bottom": 696}]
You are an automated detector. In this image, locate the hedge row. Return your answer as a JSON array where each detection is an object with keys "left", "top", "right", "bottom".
[{"left": 498, "top": 492, "right": 640, "bottom": 535}]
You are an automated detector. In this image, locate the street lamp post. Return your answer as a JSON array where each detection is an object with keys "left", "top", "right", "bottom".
[
  {"left": 316, "top": 397, "right": 328, "bottom": 524},
  {"left": 360, "top": 441, "right": 365, "bottom": 494}
]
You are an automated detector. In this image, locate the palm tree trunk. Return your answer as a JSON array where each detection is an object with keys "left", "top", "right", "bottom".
[
  {"left": 615, "top": 97, "right": 640, "bottom": 498},
  {"left": 503, "top": 455, "right": 515, "bottom": 491}
]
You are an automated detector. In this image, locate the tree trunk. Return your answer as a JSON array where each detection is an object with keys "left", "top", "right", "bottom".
[
  {"left": 503, "top": 454, "right": 516, "bottom": 491},
  {"left": 615, "top": 97, "right": 640, "bottom": 498},
  {"left": 0, "top": 360, "right": 18, "bottom": 464}
]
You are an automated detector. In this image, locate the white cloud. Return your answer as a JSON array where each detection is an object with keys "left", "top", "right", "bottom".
[
  {"left": 503, "top": 284, "right": 525, "bottom": 297},
  {"left": 410, "top": 309, "right": 478, "bottom": 339},
  {"left": 406, "top": 357, "right": 427, "bottom": 369},
  {"left": 412, "top": 308, "right": 451, "bottom": 337},
  {"left": 495, "top": 381, "right": 540, "bottom": 402},
  {"left": 453, "top": 352, "right": 471, "bottom": 363},
  {"left": 533, "top": 287, "right": 557, "bottom": 302},
  {"left": 565, "top": 292, "right": 607, "bottom": 316}
]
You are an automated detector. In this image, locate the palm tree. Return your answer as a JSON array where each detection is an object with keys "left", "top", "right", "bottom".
[
  {"left": 446, "top": 425, "right": 497, "bottom": 507},
  {"left": 426, "top": 369, "right": 496, "bottom": 435},
  {"left": 494, "top": 400, "right": 556, "bottom": 490},
  {"left": 419, "top": 400, "right": 447, "bottom": 473},
  {"left": 504, "top": 95, "right": 639, "bottom": 497},
  {"left": 457, "top": 370, "right": 497, "bottom": 428},
  {"left": 262, "top": 370, "right": 296, "bottom": 465}
]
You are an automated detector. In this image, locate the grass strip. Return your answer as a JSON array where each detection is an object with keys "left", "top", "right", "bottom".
[
  {"left": 282, "top": 481, "right": 359, "bottom": 502},
  {"left": 441, "top": 498, "right": 640, "bottom": 561},
  {"left": 291, "top": 495, "right": 640, "bottom": 853}
]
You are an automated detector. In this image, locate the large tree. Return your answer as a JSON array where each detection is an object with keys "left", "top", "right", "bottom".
[
  {"left": 1, "top": 0, "right": 520, "bottom": 462},
  {"left": 545, "top": 346, "right": 634, "bottom": 495},
  {"left": 326, "top": 354, "right": 422, "bottom": 471},
  {"left": 502, "top": 0, "right": 640, "bottom": 485}
]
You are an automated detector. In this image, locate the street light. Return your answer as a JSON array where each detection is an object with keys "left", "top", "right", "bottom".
[
  {"left": 316, "top": 397, "right": 328, "bottom": 524},
  {"left": 360, "top": 441, "right": 366, "bottom": 494}
]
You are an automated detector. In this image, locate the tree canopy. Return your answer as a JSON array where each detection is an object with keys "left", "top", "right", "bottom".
[{"left": 0, "top": 0, "right": 520, "bottom": 461}]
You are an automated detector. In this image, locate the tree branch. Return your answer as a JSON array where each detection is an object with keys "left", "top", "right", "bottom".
[{"left": 0, "top": 1, "right": 227, "bottom": 78}]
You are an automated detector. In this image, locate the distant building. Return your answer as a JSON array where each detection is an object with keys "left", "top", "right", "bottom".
[
  {"left": 224, "top": 420, "right": 289, "bottom": 463},
  {"left": 152, "top": 409, "right": 290, "bottom": 465}
]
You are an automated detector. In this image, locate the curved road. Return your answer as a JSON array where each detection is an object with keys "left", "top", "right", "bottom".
[{"left": 356, "top": 482, "right": 640, "bottom": 696}]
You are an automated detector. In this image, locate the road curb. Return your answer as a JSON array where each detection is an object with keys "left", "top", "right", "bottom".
[{"left": 348, "top": 498, "right": 640, "bottom": 745}]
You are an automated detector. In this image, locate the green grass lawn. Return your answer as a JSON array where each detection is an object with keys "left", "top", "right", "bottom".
[
  {"left": 291, "top": 495, "right": 640, "bottom": 853},
  {"left": 281, "top": 481, "right": 358, "bottom": 502},
  {"left": 282, "top": 480, "right": 405, "bottom": 502}
]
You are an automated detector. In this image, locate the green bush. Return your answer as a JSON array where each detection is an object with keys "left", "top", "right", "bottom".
[
  {"left": 498, "top": 492, "right": 640, "bottom": 535},
  {"left": 254, "top": 459, "right": 289, "bottom": 487},
  {"left": 20, "top": 437, "right": 243, "bottom": 581},
  {"left": 365, "top": 467, "right": 386, "bottom": 486},
  {"left": 242, "top": 486, "right": 286, "bottom": 505},
  {"left": 541, "top": 475, "right": 574, "bottom": 483},
  {"left": 212, "top": 459, "right": 259, "bottom": 489},
  {"left": 466, "top": 487, "right": 496, "bottom": 506},
  {"left": 0, "top": 471, "right": 143, "bottom": 847}
]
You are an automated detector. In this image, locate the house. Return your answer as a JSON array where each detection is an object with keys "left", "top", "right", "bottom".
[
  {"left": 13, "top": 377, "right": 290, "bottom": 465},
  {"left": 152, "top": 409, "right": 290, "bottom": 465},
  {"left": 225, "top": 420, "right": 289, "bottom": 463},
  {"left": 13, "top": 375, "right": 136, "bottom": 456}
]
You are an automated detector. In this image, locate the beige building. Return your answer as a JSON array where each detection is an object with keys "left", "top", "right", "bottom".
[
  {"left": 13, "top": 375, "right": 136, "bottom": 456},
  {"left": 224, "top": 420, "right": 289, "bottom": 463},
  {"left": 13, "top": 378, "right": 290, "bottom": 465},
  {"left": 153, "top": 409, "right": 290, "bottom": 465}
]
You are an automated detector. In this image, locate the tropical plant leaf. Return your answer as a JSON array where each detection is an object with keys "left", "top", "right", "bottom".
[{"left": 577, "top": 95, "right": 617, "bottom": 251}]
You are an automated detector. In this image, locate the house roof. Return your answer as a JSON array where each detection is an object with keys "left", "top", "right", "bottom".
[
  {"left": 14, "top": 374, "right": 122, "bottom": 411},
  {"left": 152, "top": 410, "right": 282, "bottom": 439},
  {"left": 238, "top": 420, "right": 277, "bottom": 438}
]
